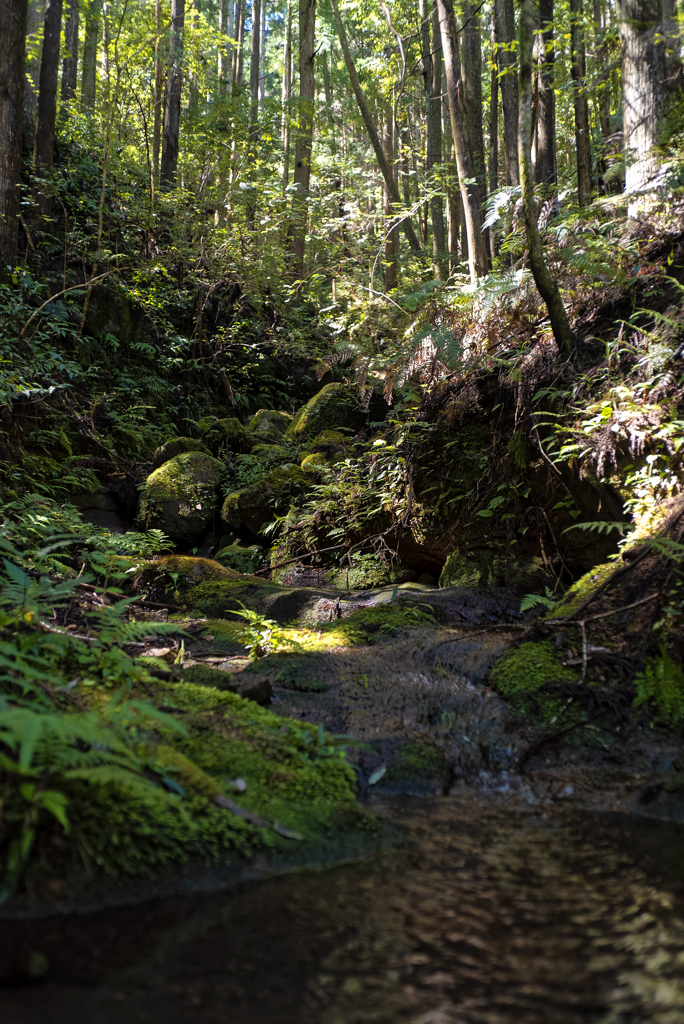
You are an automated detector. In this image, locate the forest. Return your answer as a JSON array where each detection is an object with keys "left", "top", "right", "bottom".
[{"left": 1, "top": 0, "right": 684, "bottom": 1018}]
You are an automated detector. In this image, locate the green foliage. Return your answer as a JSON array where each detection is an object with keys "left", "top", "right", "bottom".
[
  {"left": 207, "top": 602, "right": 303, "bottom": 659},
  {"left": 633, "top": 645, "right": 684, "bottom": 725},
  {"left": 520, "top": 587, "right": 560, "bottom": 613}
]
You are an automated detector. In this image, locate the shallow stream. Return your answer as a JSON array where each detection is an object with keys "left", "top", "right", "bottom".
[{"left": 2, "top": 795, "right": 684, "bottom": 1024}]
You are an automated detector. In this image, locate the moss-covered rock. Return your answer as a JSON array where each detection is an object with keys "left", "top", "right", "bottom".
[
  {"left": 137, "top": 452, "right": 224, "bottom": 544},
  {"left": 382, "top": 743, "right": 450, "bottom": 795},
  {"left": 134, "top": 555, "right": 242, "bottom": 603},
  {"left": 150, "top": 437, "right": 211, "bottom": 471},
  {"left": 439, "top": 550, "right": 552, "bottom": 590},
  {"left": 286, "top": 383, "right": 365, "bottom": 441},
  {"left": 202, "top": 417, "right": 253, "bottom": 455},
  {"left": 251, "top": 442, "right": 289, "bottom": 462},
  {"left": 249, "top": 409, "right": 292, "bottom": 442},
  {"left": 215, "top": 542, "right": 265, "bottom": 575},
  {"left": 221, "top": 464, "right": 310, "bottom": 537},
  {"left": 326, "top": 553, "right": 418, "bottom": 590},
  {"left": 301, "top": 452, "right": 329, "bottom": 474},
  {"left": 490, "top": 640, "right": 577, "bottom": 697},
  {"left": 186, "top": 578, "right": 330, "bottom": 624},
  {"left": 182, "top": 662, "right": 272, "bottom": 704}
]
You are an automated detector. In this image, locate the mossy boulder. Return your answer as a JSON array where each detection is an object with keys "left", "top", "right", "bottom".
[
  {"left": 137, "top": 452, "right": 224, "bottom": 544},
  {"left": 327, "top": 553, "right": 418, "bottom": 590},
  {"left": 252, "top": 442, "right": 289, "bottom": 462},
  {"left": 182, "top": 662, "right": 272, "bottom": 705},
  {"left": 249, "top": 409, "right": 292, "bottom": 442},
  {"left": 150, "top": 437, "right": 210, "bottom": 471},
  {"left": 438, "top": 550, "right": 552, "bottom": 590},
  {"left": 186, "top": 578, "right": 330, "bottom": 624},
  {"left": 221, "top": 464, "right": 310, "bottom": 538},
  {"left": 286, "top": 383, "right": 365, "bottom": 441},
  {"left": 301, "top": 452, "right": 329, "bottom": 474},
  {"left": 215, "top": 542, "right": 264, "bottom": 575},
  {"left": 382, "top": 743, "right": 450, "bottom": 796},
  {"left": 202, "top": 417, "right": 252, "bottom": 455},
  {"left": 134, "top": 555, "right": 243, "bottom": 603}
]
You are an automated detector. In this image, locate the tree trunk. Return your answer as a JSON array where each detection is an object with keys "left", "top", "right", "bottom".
[
  {"left": 288, "top": 0, "right": 316, "bottom": 278},
  {"left": 281, "top": 0, "right": 292, "bottom": 189},
  {"left": 383, "top": 109, "right": 398, "bottom": 291},
  {"left": 233, "top": 0, "right": 245, "bottom": 87},
  {"left": 160, "top": 0, "right": 185, "bottom": 187},
  {"left": 436, "top": 0, "right": 488, "bottom": 281},
  {"left": 152, "top": 0, "right": 163, "bottom": 186},
  {"left": 61, "top": 0, "right": 79, "bottom": 101},
  {"left": 249, "top": 0, "right": 261, "bottom": 126},
  {"left": 0, "top": 0, "right": 27, "bottom": 266},
  {"left": 488, "top": 8, "right": 498, "bottom": 195},
  {"left": 24, "top": 0, "right": 43, "bottom": 153},
  {"left": 494, "top": 0, "right": 518, "bottom": 186},
  {"left": 33, "top": 0, "right": 62, "bottom": 219},
  {"left": 420, "top": 0, "right": 446, "bottom": 277},
  {"left": 618, "top": 0, "right": 681, "bottom": 193},
  {"left": 81, "top": 0, "right": 101, "bottom": 110},
  {"left": 534, "top": 0, "right": 556, "bottom": 186},
  {"left": 330, "top": 0, "right": 421, "bottom": 252},
  {"left": 519, "top": 0, "right": 572, "bottom": 357},
  {"left": 569, "top": 0, "right": 592, "bottom": 205},
  {"left": 218, "top": 0, "right": 230, "bottom": 96},
  {"left": 259, "top": 0, "right": 266, "bottom": 104}
]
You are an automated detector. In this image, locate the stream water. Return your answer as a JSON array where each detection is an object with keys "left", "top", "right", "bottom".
[{"left": 2, "top": 794, "right": 684, "bottom": 1024}]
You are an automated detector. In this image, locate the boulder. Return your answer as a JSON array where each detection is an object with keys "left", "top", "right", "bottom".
[
  {"left": 182, "top": 663, "right": 271, "bottom": 705},
  {"left": 300, "top": 452, "right": 329, "bottom": 474},
  {"left": 438, "top": 550, "right": 553, "bottom": 590},
  {"left": 70, "top": 488, "right": 124, "bottom": 532},
  {"left": 248, "top": 409, "right": 291, "bottom": 442},
  {"left": 286, "top": 383, "right": 365, "bottom": 441},
  {"left": 137, "top": 451, "right": 224, "bottom": 544},
  {"left": 150, "top": 437, "right": 210, "bottom": 471},
  {"left": 215, "top": 542, "right": 264, "bottom": 575},
  {"left": 221, "top": 464, "right": 310, "bottom": 538},
  {"left": 202, "top": 417, "right": 252, "bottom": 455},
  {"left": 133, "top": 555, "right": 239, "bottom": 603}
]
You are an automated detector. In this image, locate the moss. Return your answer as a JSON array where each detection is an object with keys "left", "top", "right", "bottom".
[
  {"left": 301, "top": 452, "right": 329, "bottom": 473},
  {"left": 549, "top": 560, "right": 618, "bottom": 618},
  {"left": 489, "top": 640, "right": 577, "bottom": 697},
  {"left": 202, "top": 417, "right": 252, "bottom": 454},
  {"left": 135, "top": 555, "right": 240, "bottom": 602},
  {"left": 215, "top": 542, "right": 264, "bottom": 575},
  {"left": 249, "top": 409, "right": 292, "bottom": 442},
  {"left": 252, "top": 442, "right": 289, "bottom": 461},
  {"left": 150, "top": 437, "right": 210, "bottom": 470},
  {"left": 137, "top": 451, "right": 224, "bottom": 544},
  {"left": 240, "top": 652, "right": 328, "bottom": 692},
  {"left": 327, "top": 553, "right": 418, "bottom": 590},
  {"left": 286, "top": 383, "right": 365, "bottom": 441},
  {"left": 383, "top": 743, "right": 448, "bottom": 787},
  {"left": 221, "top": 464, "right": 310, "bottom": 536},
  {"left": 186, "top": 577, "right": 286, "bottom": 618},
  {"left": 438, "top": 551, "right": 552, "bottom": 589}
]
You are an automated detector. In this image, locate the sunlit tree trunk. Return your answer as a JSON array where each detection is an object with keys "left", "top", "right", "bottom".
[
  {"left": 330, "top": 0, "right": 421, "bottom": 251},
  {"left": 218, "top": 0, "right": 230, "bottom": 96},
  {"left": 24, "top": 0, "right": 43, "bottom": 153},
  {"left": 288, "top": 0, "right": 316, "bottom": 277},
  {"left": 152, "top": 0, "right": 163, "bottom": 189},
  {"left": 534, "top": 0, "right": 556, "bottom": 186},
  {"left": 61, "top": 0, "right": 79, "bottom": 101},
  {"left": 436, "top": 0, "right": 488, "bottom": 282},
  {"left": 33, "top": 0, "right": 62, "bottom": 219},
  {"left": 161, "top": 0, "right": 185, "bottom": 187},
  {"left": 494, "top": 0, "right": 518, "bottom": 186},
  {"left": 519, "top": 0, "right": 572, "bottom": 357},
  {"left": 569, "top": 0, "right": 592, "bottom": 205},
  {"left": 281, "top": 0, "right": 292, "bottom": 189},
  {"left": 249, "top": 0, "right": 261, "bottom": 127},
  {"left": 420, "top": 0, "right": 446, "bottom": 278},
  {"left": 618, "top": 0, "right": 681, "bottom": 193},
  {"left": 81, "top": 0, "right": 102, "bottom": 110},
  {"left": 383, "top": 108, "right": 398, "bottom": 291},
  {"left": 0, "top": 0, "right": 27, "bottom": 266},
  {"left": 259, "top": 0, "right": 266, "bottom": 104}
]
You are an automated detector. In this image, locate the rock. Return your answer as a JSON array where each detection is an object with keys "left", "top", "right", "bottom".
[
  {"left": 150, "top": 437, "right": 210, "bottom": 471},
  {"left": 438, "top": 550, "right": 553, "bottom": 591},
  {"left": 221, "top": 464, "right": 310, "bottom": 538},
  {"left": 286, "top": 383, "right": 365, "bottom": 441},
  {"left": 251, "top": 442, "right": 289, "bottom": 462},
  {"left": 137, "top": 451, "right": 224, "bottom": 544},
  {"left": 326, "top": 554, "right": 418, "bottom": 590},
  {"left": 249, "top": 409, "right": 292, "bottom": 442},
  {"left": 70, "top": 488, "right": 125, "bottom": 532},
  {"left": 186, "top": 577, "right": 331, "bottom": 624},
  {"left": 202, "top": 417, "right": 252, "bottom": 454},
  {"left": 134, "top": 555, "right": 242, "bottom": 602},
  {"left": 182, "top": 663, "right": 272, "bottom": 705},
  {"left": 300, "top": 452, "right": 328, "bottom": 474}
]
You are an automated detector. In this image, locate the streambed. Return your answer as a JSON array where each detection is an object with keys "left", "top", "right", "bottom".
[{"left": 2, "top": 794, "right": 684, "bottom": 1024}]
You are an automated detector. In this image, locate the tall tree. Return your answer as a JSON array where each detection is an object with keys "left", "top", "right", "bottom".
[
  {"left": 420, "top": 0, "right": 446, "bottom": 278},
  {"left": 488, "top": 8, "right": 498, "bottom": 195},
  {"left": 0, "top": 0, "right": 28, "bottom": 266},
  {"left": 24, "top": 0, "right": 43, "bottom": 152},
  {"left": 218, "top": 0, "right": 231, "bottom": 95},
  {"left": 288, "top": 0, "right": 317, "bottom": 277},
  {"left": 382, "top": 108, "right": 398, "bottom": 290},
  {"left": 330, "top": 0, "right": 421, "bottom": 252},
  {"left": 494, "top": 0, "right": 518, "bottom": 186},
  {"left": 436, "top": 0, "right": 488, "bottom": 281},
  {"left": 534, "top": 0, "right": 555, "bottom": 186},
  {"left": 152, "top": 0, "right": 163, "bottom": 186},
  {"left": 259, "top": 0, "right": 267, "bottom": 103},
  {"left": 281, "top": 0, "right": 292, "bottom": 189},
  {"left": 61, "top": 0, "right": 79, "bottom": 101},
  {"left": 160, "top": 0, "right": 185, "bottom": 187},
  {"left": 249, "top": 0, "right": 262, "bottom": 128},
  {"left": 33, "top": 0, "right": 63, "bottom": 220},
  {"left": 569, "top": 0, "right": 592, "bottom": 205},
  {"left": 81, "top": 0, "right": 102, "bottom": 110},
  {"left": 519, "top": 0, "right": 572, "bottom": 357},
  {"left": 618, "top": 0, "right": 681, "bottom": 193}
]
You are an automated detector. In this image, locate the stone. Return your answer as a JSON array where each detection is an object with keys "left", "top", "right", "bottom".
[
  {"left": 133, "top": 555, "right": 241, "bottom": 603},
  {"left": 286, "top": 383, "right": 365, "bottom": 441},
  {"left": 215, "top": 542, "right": 264, "bottom": 575},
  {"left": 202, "top": 417, "right": 252, "bottom": 454},
  {"left": 301, "top": 452, "right": 329, "bottom": 474},
  {"left": 221, "top": 464, "right": 310, "bottom": 538},
  {"left": 137, "top": 451, "right": 224, "bottom": 544},
  {"left": 150, "top": 437, "right": 210, "bottom": 471},
  {"left": 438, "top": 550, "right": 553, "bottom": 591},
  {"left": 249, "top": 409, "right": 292, "bottom": 442},
  {"left": 70, "top": 488, "right": 124, "bottom": 532},
  {"left": 182, "top": 663, "right": 272, "bottom": 705}
]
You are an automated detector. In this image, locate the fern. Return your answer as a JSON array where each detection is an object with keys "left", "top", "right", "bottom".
[
  {"left": 633, "top": 645, "right": 684, "bottom": 724},
  {"left": 563, "top": 520, "right": 634, "bottom": 536},
  {"left": 520, "top": 587, "right": 560, "bottom": 613}
]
